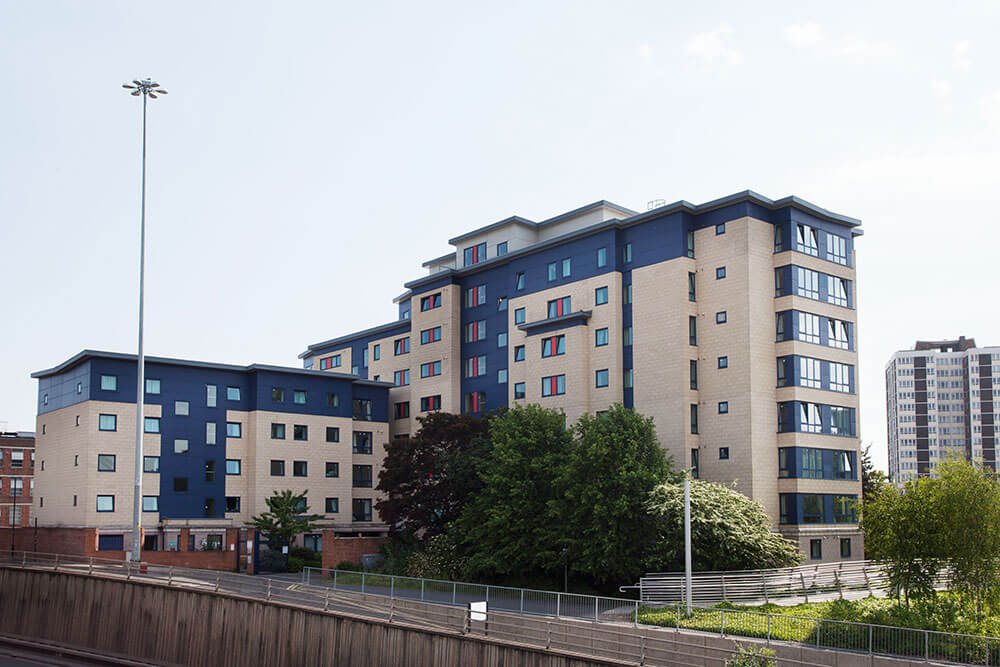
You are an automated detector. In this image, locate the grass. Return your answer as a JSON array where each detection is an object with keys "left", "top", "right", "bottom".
[{"left": 639, "top": 595, "right": 1000, "bottom": 664}]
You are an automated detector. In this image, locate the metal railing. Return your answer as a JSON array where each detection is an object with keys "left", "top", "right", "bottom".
[
  {"left": 3, "top": 552, "right": 998, "bottom": 666},
  {"left": 637, "top": 560, "right": 951, "bottom": 605}
]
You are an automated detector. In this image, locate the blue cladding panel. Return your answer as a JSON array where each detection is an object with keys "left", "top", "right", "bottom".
[
  {"left": 398, "top": 300, "right": 411, "bottom": 321},
  {"left": 38, "top": 360, "right": 91, "bottom": 415}
]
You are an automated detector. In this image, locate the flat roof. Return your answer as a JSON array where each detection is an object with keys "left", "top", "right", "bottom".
[
  {"left": 298, "top": 319, "right": 411, "bottom": 359},
  {"left": 31, "top": 350, "right": 394, "bottom": 388}
]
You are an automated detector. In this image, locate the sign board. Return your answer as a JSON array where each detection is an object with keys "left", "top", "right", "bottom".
[
  {"left": 282, "top": 545, "right": 288, "bottom": 554},
  {"left": 470, "top": 601, "right": 487, "bottom": 622}
]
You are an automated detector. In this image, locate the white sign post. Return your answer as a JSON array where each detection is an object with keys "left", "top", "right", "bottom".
[{"left": 470, "top": 601, "right": 487, "bottom": 622}]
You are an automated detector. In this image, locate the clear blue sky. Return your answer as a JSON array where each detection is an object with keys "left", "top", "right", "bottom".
[{"left": 2, "top": 1, "right": 999, "bottom": 472}]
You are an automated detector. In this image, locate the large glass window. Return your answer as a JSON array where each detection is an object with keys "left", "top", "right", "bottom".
[
  {"left": 830, "top": 406, "right": 853, "bottom": 435},
  {"left": 96, "top": 495, "right": 115, "bottom": 512},
  {"left": 353, "top": 431, "right": 373, "bottom": 455},
  {"left": 463, "top": 242, "right": 486, "bottom": 267},
  {"left": 833, "top": 451, "right": 854, "bottom": 479},
  {"left": 144, "top": 417, "right": 160, "bottom": 434},
  {"left": 97, "top": 454, "right": 116, "bottom": 472},
  {"left": 798, "top": 312, "right": 821, "bottom": 344},
  {"left": 227, "top": 422, "right": 241, "bottom": 438},
  {"left": 465, "top": 320, "right": 486, "bottom": 342},
  {"left": 800, "top": 403, "right": 822, "bottom": 433},
  {"left": 464, "top": 355, "right": 486, "bottom": 378},
  {"left": 352, "top": 464, "right": 373, "bottom": 488},
  {"left": 393, "top": 369, "right": 410, "bottom": 386},
  {"left": 98, "top": 414, "right": 117, "bottom": 431},
  {"left": 420, "top": 361, "right": 442, "bottom": 377},
  {"left": 595, "top": 286, "right": 608, "bottom": 305},
  {"left": 394, "top": 337, "right": 410, "bottom": 355},
  {"left": 541, "top": 375, "right": 566, "bottom": 397},
  {"left": 595, "top": 369, "right": 609, "bottom": 388},
  {"left": 541, "top": 336, "right": 565, "bottom": 358},
  {"left": 800, "top": 357, "right": 821, "bottom": 389},
  {"left": 827, "top": 275, "right": 849, "bottom": 307},
  {"left": 834, "top": 495, "right": 856, "bottom": 523},
  {"left": 352, "top": 498, "right": 372, "bottom": 522},
  {"left": 145, "top": 379, "right": 161, "bottom": 394},
  {"left": 802, "top": 495, "right": 823, "bottom": 523},
  {"left": 830, "top": 362, "right": 851, "bottom": 392},
  {"left": 420, "top": 327, "right": 441, "bottom": 344},
  {"left": 226, "top": 459, "right": 241, "bottom": 475},
  {"left": 802, "top": 448, "right": 823, "bottom": 478},
  {"left": 796, "top": 267, "right": 820, "bottom": 300},
  {"left": 546, "top": 296, "right": 571, "bottom": 318},
  {"left": 352, "top": 399, "right": 373, "bottom": 421},
  {"left": 595, "top": 328, "right": 609, "bottom": 347},
  {"left": 826, "top": 233, "right": 848, "bottom": 265},
  {"left": 465, "top": 285, "right": 486, "bottom": 308},
  {"left": 420, "top": 293, "right": 441, "bottom": 311},
  {"left": 100, "top": 375, "right": 117, "bottom": 391},
  {"left": 796, "top": 224, "right": 819, "bottom": 256},
  {"left": 828, "top": 319, "right": 850, "bottom": 350}
]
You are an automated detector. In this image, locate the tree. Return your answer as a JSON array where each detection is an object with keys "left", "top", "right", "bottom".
[
  {"left": 933, "top": 458, "right": 1000, "bottom": 618},
  {"left": 551, "top": 405, "right": 681, "bottom": 583},
  {"left": 860, "top": 476, "right": 945, "bottom": 604},
  {"left": 454, "top": 404, "right": 572, "bottom": 577},
  {"left": 860, "top": 443, "right": 889, "bottom": 499},
  {"left": 645, "top": 480, "right": 801, "bottom": 572},
  {"left": 375, "top": 412, "right": 491, "bottom": 536},
  {"left": 250, "top": 490, "right": 322, "bottom": 550}
]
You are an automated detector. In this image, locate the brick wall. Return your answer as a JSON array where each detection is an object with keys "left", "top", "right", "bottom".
[{"left": 321, "top": 532, "right": 385, "bottom": 569}]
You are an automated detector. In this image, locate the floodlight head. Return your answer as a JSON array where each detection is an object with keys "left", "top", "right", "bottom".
[
  {"left": 122, "top": 83, "right": 136, "bottom": 89},
  {"left": 148, "top": 93, "right": 158, "bottom": 99},
  {"left": 131, "top": 90, "right": 140, "bottom": 96}
]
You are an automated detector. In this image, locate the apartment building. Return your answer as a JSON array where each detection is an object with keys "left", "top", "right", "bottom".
[
  {"left": 1, "top": 431, "right": 34, "bottom": 528},
  {"left": 886, "top": 337, "right": 999, "bottom": 483},
  {"left": 300, "top": 191, "right": 864, "bottom": 562},
  {"left": 31, "top": 351, "right": 392, "bottom": 552}
]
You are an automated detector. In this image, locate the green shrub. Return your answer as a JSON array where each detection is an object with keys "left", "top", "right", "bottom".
[
  {"left": 725, "top": 645, "right": 775, "bottom": 667},
  {"left": 287, "top": 556, "right": 305, "bottom": 573}
]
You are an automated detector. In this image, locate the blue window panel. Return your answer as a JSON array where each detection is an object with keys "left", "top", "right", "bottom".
[{"left": 97, "top": 535, "right": 124, "bottom": 551}]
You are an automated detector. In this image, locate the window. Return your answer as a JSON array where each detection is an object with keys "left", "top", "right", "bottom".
[
  {"left": 514, "top": 307, "right": 526, "bottom": 324},
  {"left": 497, "top": 296, "right": 508, "bottom": 311},
  {"left": 562, "top": 258, "right": 571, "bottom": 277},
  {"left": 828, "top": 319, "right": 850, "bottom": 350},
  {"left": 497, "top": 332, "right": 507, "bottom": 348},
  {"left": 203, "top": 499, "right": 216, "bottom": 518},
  {"left": 353, "top": 464, "right": 373, "bottom": 488},
  {"left": 394, "top": 337, "right": 410, "bottom": 355},
  {"left": 541, "top": 375, "right": 566, "bottom": 397},
  {"left": 465, "top": 320, "right": 486, "bottom": 342},
  {"left": 226, "top": 386, "right": 241, "bottom": 401},
  {"left": 271, "top": 423, "right": 286, "bottom": 440},
  {"left": 320, "top": 355, "right": 341, "bottom": 370},
  {"left": 205, "top": 460, "right": 216, "bottom": 482},
  {"left": 10, "top": 478, "right": 22, "bottom": 497},
  {"left": 802, "top": 448, "right": 823, "bottom": 478},
  {"left": 76, "top": 382, "right": 83, "bottom": 394},
  {"left": 622, "top": 243, "right": 632, "bottom": 264},
  {"left": 796, "top": 267, "right": 820, "bottom": 300},
  {"left": 716, "top": 222, "right": 726, "bottom": 235},
  {"left": 420, "top": 395, "right": 441, "bottom": 411},
  {"left": 716, "top": 266, "right": 726, "bottom": 280},
  {"left": 75, "top": 416, "right": 79, "bottom": 426},
  {"left": 691, "top": 449, "right": 699, "bottom": 479},
  {"left": 514, "top": 272, "right": 525, "bottom": 290},
  {"left": 798, "top": 312, "right": 820, "bottom": 344},
  {"left": 10, "top": 451, "right": 23, "bottom": 468},
  {"left": 830, "top": 363, "right": 851, "bottom": 393},
  {"left": 100, "top": 375, "right": 117, "bottom": 391},
  {"left": 394, "top": 402, "right": 410, "bottom": 419},
  {"left": 143, "top": 456, "right": 160, "bottom": 473},
  {"left": 547, "top": 296, "right": 571, "bottom": 318},
  {"left": 498, "top": 369, "right": 507, "bottom": 384},
  {"left": 796, "top": 224, "right": 819, "bottom": 256},
  {"left": 464, "top": 391, "right": 486, "bottom": 413},
  {"left": 840, "top": 538, "right": 852, "bottom": 559},
  {"left": 827, "top": 276, "right": 849, "bottom": 307},
  {"left": 325, "top": 497, "right": 339, "bottom": 513},
  {"left": 326, "top": 426, "right": 341, "bottom": 442},
  {"left": 325, "top": 462, "right": 340, "bottom": 478},
  {"left": 623, "top": 327, "right": 633, "bottom": 346},
  {"left": 514, "top": 382, "right": 526, "bottom": 399},
  {"left": 293, "top": 461, "right": 308, "bottom": 477},
  {"left": 97, "top": 454, "right": 116, "bottom": 472},
  {"left": 834, "top": 496, "right": 856, "bottom": 523},
  {"left": 226, "top": 497, "right": 241, "bottom": 513},
  {"left": 293, "top": 390, "right": 306, "bottom": 405},
  {"left": 353, "top": 431, "right": 373, "bottom": 455},
  {"left": 800, "top": 403, "right": 823, "bottom": 433},
  {"left": 597, "top": 247, "right": 607, "bottom": 267},
  {"left": 496, "top": 241, "right": 508, "bottom": 256},
  {"left": 226, "top": 459, "right": 241, "bottom": 475},
  {"left": 514, "top": 345, "right": 525, "bottom": 361},
  {"left": 689, "top": 316, "right": 697, "bottom": 345},
  {"left": 352, "top": 498, "right": 373, "bottom": 522},
  {"left": 464, "top": 242, "right": 486, "bottom": 266},
  {"left": 689, "top": 360, "right": 698, "bottom": 390},
  {"left": 270, "top": 460, "right": 285, "bottom": 476},
  {"left": 623, "top": 368, "right": 634, "bottom": 389},
  {"left": 541, "top": 335, "right": 566, "bottom": 358},
  {"left": 595, "top": 328, "right": 609, "bottom": 347},
  {"left": 421, "top": 327, "right": 442, "bottom": 344},
  {"left": 145, "top": 378, "right": 161, "bottom": 394},
  {"left": 272, "top": 388, "right": 286, "bottom": 402},
  {"left": 719, "top": 447, "right": 730, "bottom": 460},
  {"left": 464, "top": 355, "right": 486, "bottom": 377},
  {"left": 774, "top": 268, "right": 787, "bottom": 297},
  {"left": 99, "top": 414, "right": 117, "bottom": 431},
  {"left": 718, "top": 401, "right": 729, "bottom": 414},
  {"left": 547, "top": 262, "right": 557, "bottom": 281},
  {"left": 803, "top": 495, "right": 823, "bottom": 523},
  {"left": 353, "top": 399, "right": 373, "bottom": 420},
  {"left": 465, "top": 285, "right": 486, "bottom": 308},
  {"left": 623, "top": 284, "right": 632, "bottom": 304},
  {"left": 774, "top": 224, "right": 784, "bottom": 252},
  {"left": 206, "top": 422, "right": 217, "bottom": 445},
  {"left": 141, "top": 496, "right": 158, "bottom": 513},
  {"left": 826, "top": 233, "right": 848, "bottom": 265},
  {"left": 74, "top": 455, "right": 78, "bottom": 466},
  {"left": 716, "top": 311, "right": 727, "bottom": 324},
  {"left": 688, "top": 272, "right": 696, "bottom": 301},
  {"left": 686, "top": 230, "right": 695, "bottom": 258},
  {"left": 327, "top": 393, "right": 340, "bottom": 407},
  {"left": 393, "top": 369, "right": 410, "bottom": 387},
  {"left": 373, "top": 344, "right": 380, "bottom": 361},
  {"left": 294, "top": 425, "right": 308, "bottom": 441},
  {"left": 690, "top": 404, "right": 699, "bottom": 434},
  {"left": 810, "top": 539, "right": 822, "bottom": 560},
  {"left": 420, "top": 293, "right": 441, "bottom": 311},
  {"left": 800, "top": 357, "right": 822, "bottom": 389},
  {"left": 174, "top": 439, "right": 189, "bottom": 454},
  {"left": 595, "top": 286, "right": 608, "bottom": 305},
  {"left": 96, "top": 495, "right": 115, "bottom": 512},
  {"left": 595, "top": 369, "right": 609, "bottom": 388},
  {"left": 144, "top": 417, "right": 160, "bottom": 434},
  {"left": 206, "top": 384, "right": 217, "bottom": 406},
  {"left": 420, "top": 361, "right": 442, "bottom": 378},
  {"left": 830, "top": 406, "right": 853, "bottom": 436},
  {"left": 833, "top": 451, "right": 854, "bottom": 479}
]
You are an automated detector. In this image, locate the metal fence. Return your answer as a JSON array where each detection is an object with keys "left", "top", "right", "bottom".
[{"left": 637, "top": 560, "right": 951, "bottom": 605}]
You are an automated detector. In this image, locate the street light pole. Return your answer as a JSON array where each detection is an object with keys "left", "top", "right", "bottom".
[{"left": 121, "top": 79, "right": 167, "bottom": 562}]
